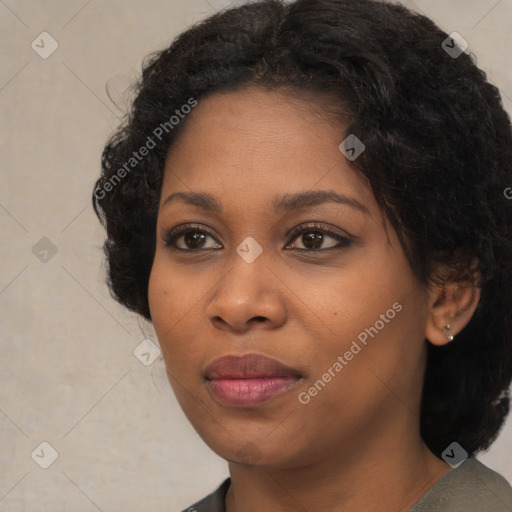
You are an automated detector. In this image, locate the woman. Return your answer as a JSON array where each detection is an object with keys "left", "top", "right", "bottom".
[{"left": 92, "top": 0, "right": 512, "bottom": 510}]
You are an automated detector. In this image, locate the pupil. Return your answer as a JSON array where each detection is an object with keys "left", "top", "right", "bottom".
[
  {"left": 185, "top": 232, "right": 205, "bottom": 249},
  {"left": 304, "top": 231, "right": 323, "bottom": 249}
]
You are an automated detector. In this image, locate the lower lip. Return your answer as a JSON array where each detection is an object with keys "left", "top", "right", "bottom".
[{"left": 207, "top": 377, "right": 301, "bottom": 407}]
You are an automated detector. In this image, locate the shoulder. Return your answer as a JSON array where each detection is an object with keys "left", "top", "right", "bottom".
[
  {"left": 409, "top": 457, "right": 512, "bottom": 512},
  {"left": 179, "top": 477, "right": 231, "bottom": 512}
]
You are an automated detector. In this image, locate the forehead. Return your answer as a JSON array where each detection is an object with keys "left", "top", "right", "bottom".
[{"left": 160, "top": 86, "right": 376, "bottom": 216}]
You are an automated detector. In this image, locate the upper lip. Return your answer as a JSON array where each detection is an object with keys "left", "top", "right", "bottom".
[{"left": 204, "top": 353, "right": 302, "bottom": 380}]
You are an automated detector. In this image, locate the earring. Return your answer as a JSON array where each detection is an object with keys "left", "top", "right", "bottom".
[{"left": 444, "top": 324, "right": 454, "bottom": 342}]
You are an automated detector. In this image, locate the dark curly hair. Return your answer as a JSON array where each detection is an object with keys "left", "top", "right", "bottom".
[{"left": 92, "top": 0, "right": 512, "bottom": 459}]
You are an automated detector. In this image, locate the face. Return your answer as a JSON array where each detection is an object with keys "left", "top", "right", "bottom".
[{"left": 148, "top": 86, "right": 432, "bottom": 469}]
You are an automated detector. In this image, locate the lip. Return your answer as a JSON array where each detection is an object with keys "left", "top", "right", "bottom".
[{"left": 204, "top": 353, "right": 302, "bottom": 407}]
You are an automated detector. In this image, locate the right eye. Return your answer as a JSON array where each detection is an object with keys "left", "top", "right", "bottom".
[{"left": 162, "top": 224, "right": 223, "bottom": 251}]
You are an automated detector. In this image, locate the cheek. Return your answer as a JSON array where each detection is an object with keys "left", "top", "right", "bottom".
[
  {"left": 320, "top": 259, "right": 404, "bottom": 339},
  {"left": 148, "top": 250, "right": 201, "bottom": 327},
  {"left": 148, "top": 260, "right": 171, "bottom": 331},
  {"left": 148, "top": 252, "right": 217, "bottom": 385},
  {"left": 148, "top": 256, "right": 190, "bottom": 359},
  {"left": 308, "top": 251, "right": 426, "bottom": 395}
]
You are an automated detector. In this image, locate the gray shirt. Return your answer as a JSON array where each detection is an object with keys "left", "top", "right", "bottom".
[{"left": 180, "top": 457, "right": 512, "bottom": 511}]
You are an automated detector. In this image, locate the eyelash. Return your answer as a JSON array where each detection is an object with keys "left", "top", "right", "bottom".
[{"left": 162, "top": 222, "right": 353, "bottom": 253}]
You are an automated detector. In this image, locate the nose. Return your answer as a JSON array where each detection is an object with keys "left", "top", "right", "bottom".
[{"left": 205, "top": 249, "right": 287, "bottom": 333}]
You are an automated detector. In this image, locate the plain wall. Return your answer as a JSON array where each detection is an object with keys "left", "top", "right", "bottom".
[{"left": 1, "top": 0, "right": 511, "bottom": 510}]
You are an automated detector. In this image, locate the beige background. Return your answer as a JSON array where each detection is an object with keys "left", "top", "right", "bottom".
[{"left": 1, "top": 0, "right": 511, "bottom": 510}]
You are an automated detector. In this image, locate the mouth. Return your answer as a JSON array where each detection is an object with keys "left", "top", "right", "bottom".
[{"left": 204, "top": 353, "right": 303, "bottom": 407}]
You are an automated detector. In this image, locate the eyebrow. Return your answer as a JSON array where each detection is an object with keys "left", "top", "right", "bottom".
[{"left": 161, "top": 190, "right": 369, "bottom": 215}]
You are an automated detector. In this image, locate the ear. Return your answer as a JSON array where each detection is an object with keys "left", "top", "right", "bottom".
[{"left": 425, "top": 278, "right": 481, "bottom": 347}]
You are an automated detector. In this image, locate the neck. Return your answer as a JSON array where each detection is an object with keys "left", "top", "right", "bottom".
[{"left": 225, "top": 406, "right": 450, "bottom": 512}]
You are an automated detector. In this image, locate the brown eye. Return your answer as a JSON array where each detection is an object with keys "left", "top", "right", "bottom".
[
  {"left": 286, "top": 223, "right": 353, "bottom": 252},
  {"left": 299, "top": 231, "right": 325, "bottom": 250},
  {"left": 163, "top": 225, "right": 222, "bottom": 251}
]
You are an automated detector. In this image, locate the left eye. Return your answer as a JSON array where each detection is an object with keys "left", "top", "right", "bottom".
[{"left": 285, "top": 224, "right": 353, "bottom": 251}]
